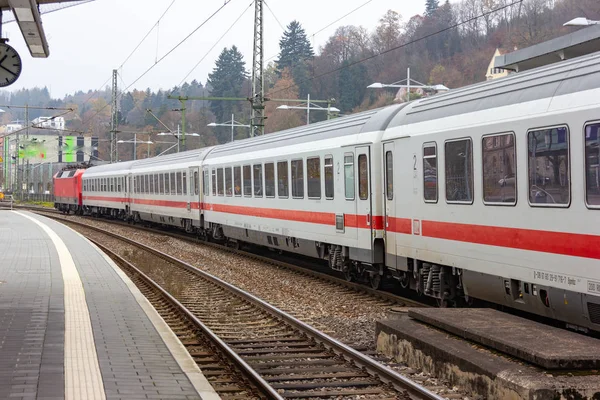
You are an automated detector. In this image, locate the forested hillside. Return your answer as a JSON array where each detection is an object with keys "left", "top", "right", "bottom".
[{"left": 1, "top": 0, "right": 597, "bottom": 160}]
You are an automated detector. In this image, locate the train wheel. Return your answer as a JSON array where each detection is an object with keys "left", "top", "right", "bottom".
[
  {"left": 369, "top": 273, "right": 381, "bottom": 290},
  {"left": 399, "top": 273, "right": 410, "bottom": 289},
  {"left": 436, "top": 298, "right": 449, "bottom": 308},
  {"left": 343, "top": 266, "right": 353, "bottom": 282}
]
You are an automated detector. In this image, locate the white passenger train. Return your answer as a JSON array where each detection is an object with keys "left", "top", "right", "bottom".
[{"left": 76, "top": 51, "right": 600, "bottom": 331}]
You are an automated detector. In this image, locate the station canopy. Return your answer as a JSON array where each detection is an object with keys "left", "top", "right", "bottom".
[
  {"left": 0, "top": 0, "right": 86, "bottom": 58},
  {"left": 495, "top": 24, "right": 600, "bottom": 72}
]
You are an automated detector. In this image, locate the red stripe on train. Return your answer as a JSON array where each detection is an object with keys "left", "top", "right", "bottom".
[{"left": 421, "top": 220, "right": 600, "bottom": 260}]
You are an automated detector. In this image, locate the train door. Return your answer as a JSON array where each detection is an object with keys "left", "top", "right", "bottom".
[
  {"left": 126, "top": 173, "right": 132, "bottom": 212},
  {"left": 383, "top": 142, "right": 396, "bottom": 269},
  {"left": 188, "top": 167, "right": 200, "bottom": 212},
  {"left": 355, "top": 146, "right": 373, "bottom": 253}
]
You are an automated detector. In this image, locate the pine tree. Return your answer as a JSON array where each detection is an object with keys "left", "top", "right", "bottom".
[
  {"left": 425, "top": 0, "right": 439, "bottom": 16},
  {"left": 207, "top": 46, "right": 248, "bottom": 142},
  {"left": 276, "top": 21, "right": 314, "bottom": 97}
]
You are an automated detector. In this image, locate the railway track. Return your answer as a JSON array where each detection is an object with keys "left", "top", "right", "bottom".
[{"left": 46, "top": 214, "right": 444, "bottom": 399}]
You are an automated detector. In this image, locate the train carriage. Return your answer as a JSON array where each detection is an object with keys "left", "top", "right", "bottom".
[
  {"left": 381, "top": 51, "right": 600, "bottom": 330},
  {"left": 201, "top": 106, "right": 404, "bottom": 285},
  {"left": 82, "top": 161, "right": 135, "bottom": 217},
  {"left": 128, "top": 148, "right": 213, "bottom": 232}
]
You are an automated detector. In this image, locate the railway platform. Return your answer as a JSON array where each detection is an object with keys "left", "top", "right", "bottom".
[
  {"left": 376, "top": 309, "right": 600, "bottom": 400},
  {"left": 0, "top": 210, "right": 219, "bottom": 400}
]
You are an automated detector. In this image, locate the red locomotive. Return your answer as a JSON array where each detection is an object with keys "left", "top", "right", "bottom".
[{"left": 53, "top": 167, "right": 86, "bottom": 214}]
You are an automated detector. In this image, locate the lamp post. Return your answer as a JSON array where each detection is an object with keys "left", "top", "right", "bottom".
[
  {"left": 368, "top": 67, "right": 449, "bottom": 102},
  {"left": 207, "top": 114, "right": 251, "bottom": 142},
  {"left": 117, "top": 133, "right": 154, "bottom": 161},
  {"left": 157, "top": 128, "right": 199, "bottom": 153},
  {"left": 276, "top": 94, "right": 340, "bottom": 125},
  {"left": 563, "top": 17, "right": 600, "bottom": 27}
]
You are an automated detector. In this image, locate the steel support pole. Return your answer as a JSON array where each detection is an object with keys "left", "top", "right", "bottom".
[{"left": 250, "top": 0, "right": 265, "bottom": 136}]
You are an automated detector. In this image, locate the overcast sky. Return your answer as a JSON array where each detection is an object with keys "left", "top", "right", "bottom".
[{"left": 2, "top": 0, "right": 433, "bottom": 98}]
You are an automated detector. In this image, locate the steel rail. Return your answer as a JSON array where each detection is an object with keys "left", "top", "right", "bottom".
[
  {"left": 50, "top": 215, "right": 445, "bottom": 400},
  {"left": 91, "top": 239, "right": 284, "bottom": 400}
]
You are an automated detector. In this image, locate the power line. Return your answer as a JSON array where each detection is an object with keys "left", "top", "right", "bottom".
[
  {"left": 82, "top": 0, "right": 234, "bottom": 131},
  {"left": 264, "top": 0, "right": 285, "bottom": 31},
  {"left": 177, "top": 1, "right": 254, "bottom": 88},
  {"left": 265, "top": 0, "right": 376, "bottom": 63},
  {"left": 118, "top": 0, "right": 177, "bottom": 70},
  {"left": 269, "top": 0, "right": 523, "bottom": 97},
  {"left": 311, "top": 0, "right": 374, "bottom": 38}
]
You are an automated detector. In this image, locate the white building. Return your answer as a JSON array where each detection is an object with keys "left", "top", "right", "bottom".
[
  {"left": 31, "top": 116, "right": 65, "bottom": 130},
  {"left": 5, "top": 123, "right": 23, "bottom": 133}
]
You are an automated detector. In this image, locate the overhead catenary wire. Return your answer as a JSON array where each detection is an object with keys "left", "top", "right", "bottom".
[
  {"left": 82, "top": 0, "right": 234, "bottom": 131},
  {"left": 176, "top": 1, "right": 254, "bottom": 88},
  {"left": 264, "top": 0, "right": 376, "bottom": 63},
  {"left": 118, "top": 0, "right": 177, "bottom": 70},
  {"left": 264, "top": 0, "right": 286, "bottom": 32},
  {"left": 268, "top": 0, "right": 523, "bottom": 97}
]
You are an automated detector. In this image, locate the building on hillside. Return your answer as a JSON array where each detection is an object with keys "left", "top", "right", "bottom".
[
  {"left": 486, "top": 48, "right": 512, "bottom": 80},
  {"left": 31, "top": 116, "right": 65, "bottom": 130}
]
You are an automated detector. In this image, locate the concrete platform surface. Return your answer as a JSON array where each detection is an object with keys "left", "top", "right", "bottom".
[
  {"left": 376, "top": 316, "right": 600, "bottom": 400},
  {"left": 0, "top": 211, "right": 220, "bottom": 400},
  {"left": 409, "top": 308, "right": 600, "bottom": 370}
]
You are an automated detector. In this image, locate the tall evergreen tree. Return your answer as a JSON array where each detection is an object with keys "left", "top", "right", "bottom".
[
  {"left": 276, "top": 21, "right": 314, "bottom": 97},
  {"left": 207, "top": 46, "right": 247, "bottom": 142},
  {"left": 338, "top": 61, "right": 368, "bottom": 112},
  {"left": 425, "top": 0, "right": 439, "bottom": 15}
]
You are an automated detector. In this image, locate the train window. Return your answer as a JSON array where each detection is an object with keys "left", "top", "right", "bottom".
[
  {"left": 358, "top": 154, "right": 368, "bottom": 200},
  {"left": 386, "top": 151, "right": 393, "bottom": 200},
  {"left": 528, "top": 126, "right": 570, "bottom": 207},
  {"left": 234, "top": 166, "right": 242, "bottom": 196},
  {"left": 344, "top": 154, "right": 355, "bottom": 200},
  {"left": 265, "top": 163, "right": 275, "bottom": 197},
  {"left": 154, "top": 175, "right": 159, "bottom": 194},
  {"left": 164, "top": 173, "right": 170, "bottom": 195},
  {"left": 149, "top": 175, "right": 154, "bottom": 194},
  {"left": 171, "top": 172, "right": 177, "bottom": 195},
  {"left": 307, "top": 157, "right": 321, "bottom": 199},
  {"left": 445, "top": 138, "right": 473, "bottom": 204},
  {"left": 253, "top": 164, "right": 263, "bottom": 197},
  {"left": 277, "top": 161, "right": 289, "bottom": 198},
  {"left": 225, "top": 167, "right": 233, "bottom": 196},
  {"left": 291, "top": 159, "right": 304, "bottom": 198},
  {"left": 325, "top": 156, "right": 334, "bottom": 199},
  {"left": 243, "top": 165, "right": 252, "bottom": 196},
  {"left": 194, "top": 171, "right": 199, "bottom": 196},
  {"left": 585, "top": 122, "right": 600, "bottom": 208},
  {"left": 118, "top": 177, "right": 122, "bottom": 193},
  {"left": 211, "top": 169, "right": 217, "bottom": 196},
  {"left": 202, "top": 170, "right": 208, "bottom": 196},
  {"left": 217, "top": 168, "right": 224, "bottom": 196},
  {"left": 159, "top": 174, "right": 164, "bottom": 195},
  {"left": 176, "top": 172, "right": 181, "bottom": 195},
  {"left": 482, "top": 133, "right": 516, "bottom": 205},
  {"left": 146, "top": 175, "right": 150, "bottom": 194},
  {"left": 180, "top": 172, "right": 185, "bottom": 195}
]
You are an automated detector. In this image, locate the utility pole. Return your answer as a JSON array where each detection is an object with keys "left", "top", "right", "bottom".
[
  {"left": 179, "top": 98, "right": 186, "bottom": 152},
  {"left": 250, "top": 0, "right": 265, "bottom": 137},
  {"left": 110, "top": 69, "right": 118, "bottom": 163}
]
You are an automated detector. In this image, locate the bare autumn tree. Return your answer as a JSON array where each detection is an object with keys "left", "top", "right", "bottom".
[{"left": 265, "top": 68, "right": 303, "bottom": 133}]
